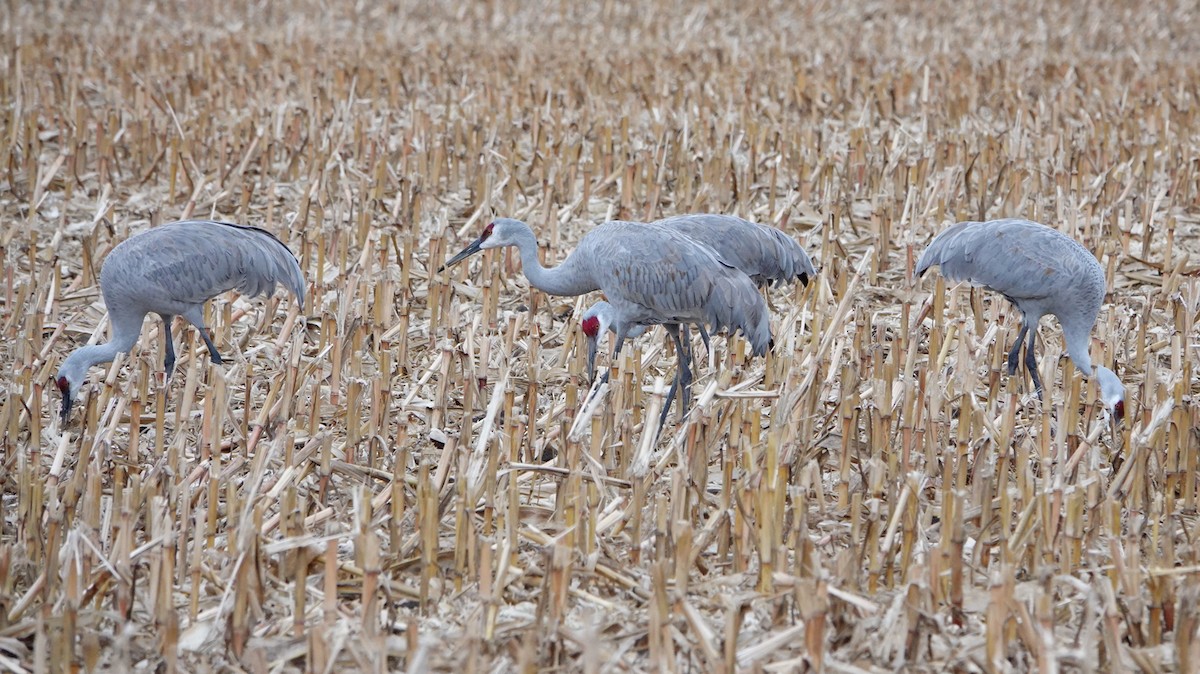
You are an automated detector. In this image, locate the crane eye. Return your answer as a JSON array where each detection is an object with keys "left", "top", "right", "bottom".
[
  {"left": 1113, "top": 400, "right": 1125, "bottom": 423},
  {"left": 482, "top": 223, "right": 495, "bottom": 239},
  {"left": 581, "top": 316, "right": 600, "bottom": 337},
  {"left": 56, "top": 376, "right": 69, "bottom": 393}
]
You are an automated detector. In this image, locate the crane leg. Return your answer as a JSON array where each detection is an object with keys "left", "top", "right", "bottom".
[
  {"left": 673, "top": 325, "right": 689, "bottom": 417},
  {"left": 1024, "top": 328, "right": 1044, "bottom": 401},
  {"left": 159, "top": 313, "right": 177, "bottom": 376},
  {"left": 183, "top": 308, "right": 223, "bottom": 365},
  {"left": 658, "top": 372, "right": 680, "bottom": 439},
  {"left": 675, "top": 327, "right": 694, "bottom": 414},
  {"left": 1006, "top": 324, "right": 1029, "bottom": 376},
  {"left": 598, "top": 331, "right": 628, "bottom": 389},
  {"left": 678, "top": 323, "right": 704, "bottom": 370},
  {"left": 658, "top": 325, "right": 691, "bottom": 430},
  {"left": 200, "top": 330, "right": 224, "bottom": 365}
]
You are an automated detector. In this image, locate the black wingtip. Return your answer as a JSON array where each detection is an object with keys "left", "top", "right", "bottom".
[{"left": 799, "top": 273, "right": 810, "bottom": 287}]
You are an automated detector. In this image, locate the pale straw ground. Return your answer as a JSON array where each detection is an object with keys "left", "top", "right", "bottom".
[{"left": 2, "top": 0, "right": 1199, "bottom": 671}]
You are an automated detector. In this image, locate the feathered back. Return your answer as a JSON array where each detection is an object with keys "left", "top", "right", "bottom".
[
  {"left": 653, "top": 214, "right": 816, "bottom": 286},
  {"left": 916, "top": 218, "right": 1107, "bottom": 331},
  {"left": 101, "top": 220, "right": 305, "bottom": 313},
  {"left": 915, "top": 220, "right": 991, "bottom": 283},
  {"left": 581, "top": 221, "right": 772, "bottom": 356}
]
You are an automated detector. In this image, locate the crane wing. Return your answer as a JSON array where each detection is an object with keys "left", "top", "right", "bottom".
[
  {"left": 915, "top": 219, "right": 1101, "bottom": 304},
  {"left": 654, "top": 214, "right": 815, "bottom": 285},
  {"left": 101, "top": 220, "right": 305, "bottom": 312}
]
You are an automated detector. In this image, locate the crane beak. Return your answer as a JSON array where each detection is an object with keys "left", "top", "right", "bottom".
[
  {"left": 55, "top": 375, "right": 73, "bottom": 424},
  {"left": 586, "top": 335, "right": 599, "bottom": 384},
  {"left": 60, "top": 391, "right": 73, "bottom": 424},
  {"left": 439, "top": 237, "right": 485, "bottom": 272}
]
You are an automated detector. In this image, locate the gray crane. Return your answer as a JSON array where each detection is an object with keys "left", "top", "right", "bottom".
[
  {"left": 582, "top": 213, "right": 814, "bottom": 358},
  {"left": 440, "top": 218, "right": 773, "bottom": 424},
  {"left": 55, "top": 220, "right": 306, "bottom": 422},
  {"left": 915, "top": 218, "right": 1125, "bottom": 421},
  {"left": 579, "top": 213, "right": 816, "bottom": 420}
]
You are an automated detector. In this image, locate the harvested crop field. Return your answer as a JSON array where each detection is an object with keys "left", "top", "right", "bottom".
[{"left": 3, "top": 0, "right": 1200, "bottom": 671}]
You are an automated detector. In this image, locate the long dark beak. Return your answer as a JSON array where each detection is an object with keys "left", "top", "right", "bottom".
[
  {"left": 60, "top": 391, "right": 73, "bottom": 424},
  {"left": 438, "top": 237, "right": 486, "bottom": 272},
  {"left": 586, "top": 334, "right": 599, "bottom": 383}
]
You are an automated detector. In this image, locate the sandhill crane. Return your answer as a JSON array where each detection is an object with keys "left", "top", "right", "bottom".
[
  {"left": 581, "top": 212, "right": 815, "bottom": 373},
  {"left": 577, "top": 214, "right": 815, "bottom": 421},
  {"left": 916, "top": 218, "right": 1124, "bottom": 421},
  {"left": 440, "top": 218, "right": 773, "bottom": 422},
  {"left": 55, "top": 220, "right": 305, "bottom": 422}
]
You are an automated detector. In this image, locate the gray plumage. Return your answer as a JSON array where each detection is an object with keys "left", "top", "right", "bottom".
[
  {"left": 652, "top": 213, "right": 816, "bottom": 288},
  {"left": 576, "top": 213, "right": 814, "bottom": 426},
  {"left": 916, "top": 218, "right": 1124, "bottom": 420},
  {"left": 441, "top": 217, "right": 773, "bottom": 425},
  {"left": 442, "top": 218, "right": 772, "bottom": 354},
  {"left": 581, "top": 213, "right": 813, "bottom": 382},
  {"left": 55, "top": 220, "right": 305, "bottom": 422}
]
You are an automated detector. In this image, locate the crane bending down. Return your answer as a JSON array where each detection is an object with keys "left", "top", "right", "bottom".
[
  {"left": 915, "top": 218, "right": 1124, "bottom": 421},
  {"left": 580, "top": 300, "right": 700, "bottom": 429},
  {"left": 56, "top": 220, "right": 306, "bottom": 422},
  {"left": 440, "top": 218, "right": 773, "bottom": 425},
  {"left": 579, "top": 213, "right": 815, "bottom": 421}
]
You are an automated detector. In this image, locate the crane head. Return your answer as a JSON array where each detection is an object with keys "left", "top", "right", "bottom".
[
  {"left": 439, "top": 222, "right": 493, "bottom": 272},
  {"left": 580, "top": 303, "right": 610, "bottom": 381},
  {"left": 439, "top": 219, "right": 533, "bottom": 272},
  {"left": 581, "top": 315, "right": 601, "bottom": 338},
  {"left": 56, "top": 375, "right": 74, "bottom": 423},
  {"left": 1096, "top": 365, "right": 1125, "bottom": 424},
  {"left": 55, "top": 351, "right": 91, "bottom": 424},
  {"left": 578, "top": 301, "right": 650, "bottom": 381}
]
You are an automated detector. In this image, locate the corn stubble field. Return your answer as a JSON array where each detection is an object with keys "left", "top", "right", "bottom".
[{"left": 2, "top": 0, "right": 1200, "bottom": 671}]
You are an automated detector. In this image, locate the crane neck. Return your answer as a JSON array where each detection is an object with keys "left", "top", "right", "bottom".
[
  {"left": 1064, "top": 323, "right": 1125, "bottom": 408},
  {"left": 1064, "top": 327, "right": 1096, "bottom": 378},
  {"left": 58, "top": 312, "right": 145, "bottom": 389},
  {"left": 511, "top": 228, "right": 597, "bottom": 297},
  {"left": 61, "top": 341, "right": 123, "bottom": 376}
]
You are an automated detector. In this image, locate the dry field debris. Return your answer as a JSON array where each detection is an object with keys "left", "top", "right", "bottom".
[{"left": 2, "top": 0, "right": 1200, "bottom": 671}]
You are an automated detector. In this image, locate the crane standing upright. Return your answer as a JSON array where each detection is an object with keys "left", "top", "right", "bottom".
[
  {"left": 55, "top": 220, "right": 306, "bottom": 422},
  {"left": 440, "top": 218, "right": 773, "bottom": 424},
  {"left": 916, "top": 218, "right": 1125, "bottom": 421}
]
